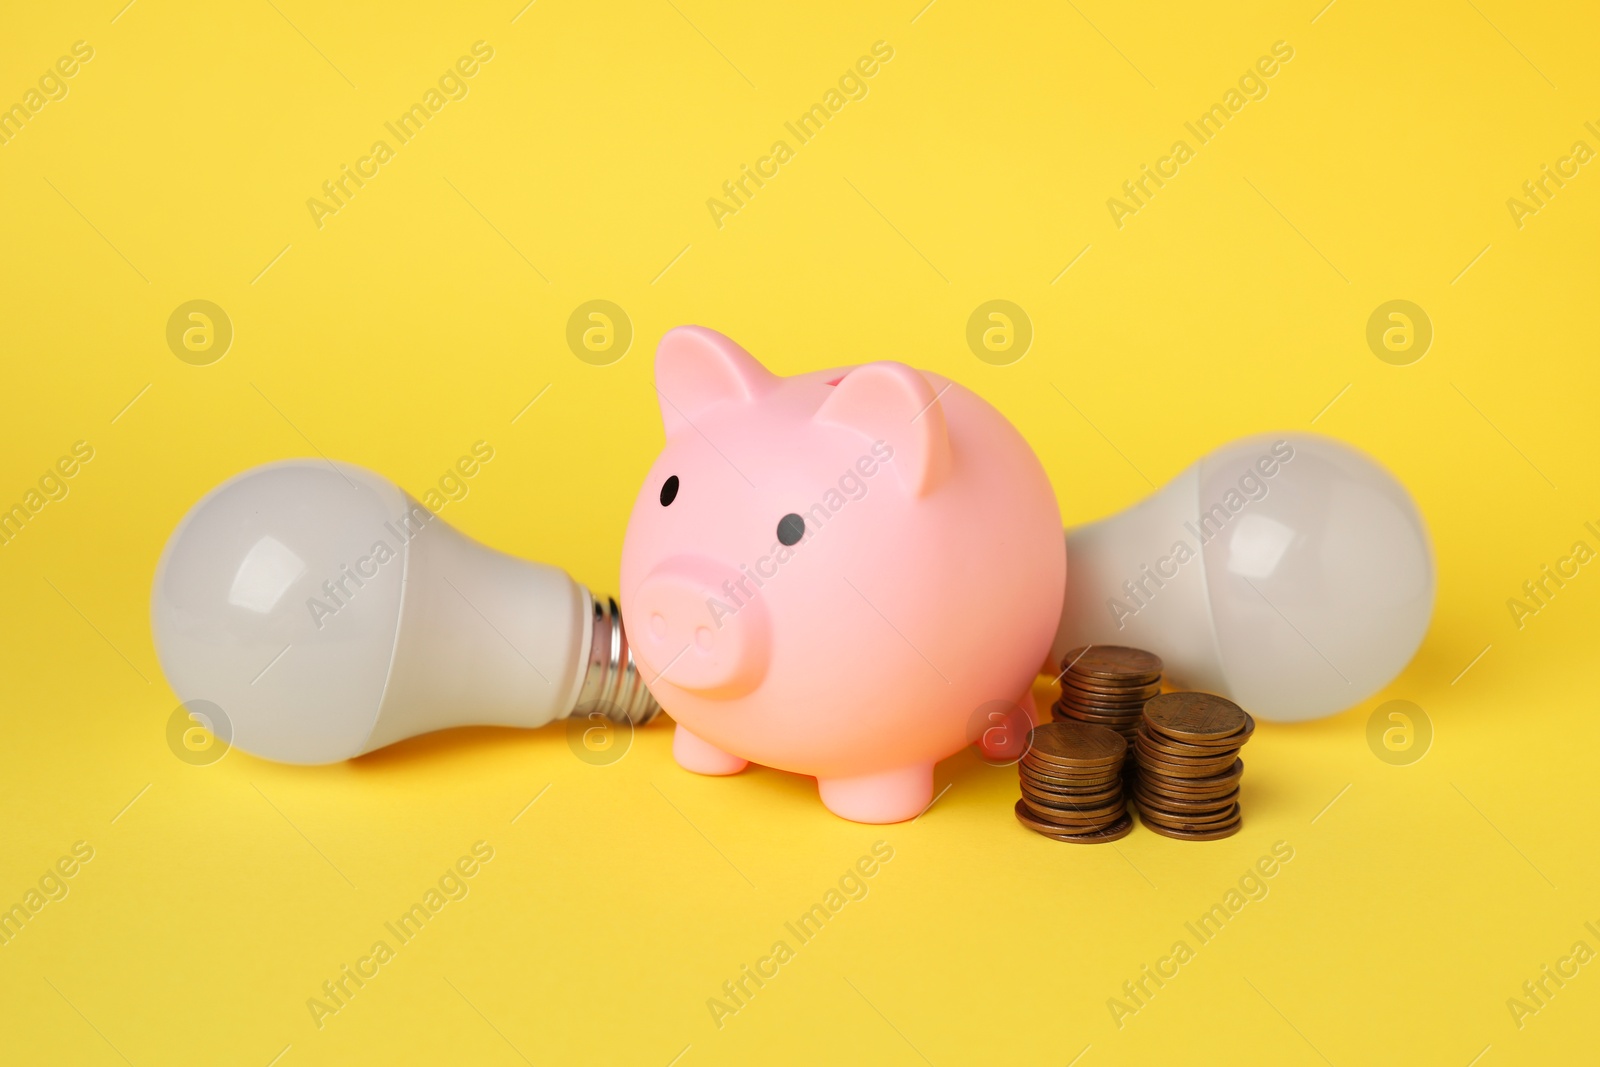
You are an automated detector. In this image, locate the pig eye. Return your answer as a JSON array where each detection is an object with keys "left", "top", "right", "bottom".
[
  {"left": 776, "top": 513, "right": 804, "bottom": 546},
  {"left": 659, "top": 475, "right": 680, "bottom": 506}
]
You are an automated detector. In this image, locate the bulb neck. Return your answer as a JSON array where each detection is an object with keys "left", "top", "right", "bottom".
[{"left": 571, "top": 592, "right": 661, "bottom": 725}]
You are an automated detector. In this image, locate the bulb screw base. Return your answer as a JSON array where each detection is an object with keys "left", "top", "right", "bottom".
[{"left": 572, "top": 592, "right": 661, "bottom": 726}]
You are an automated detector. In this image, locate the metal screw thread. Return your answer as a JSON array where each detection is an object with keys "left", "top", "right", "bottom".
[{"left": 571, "top": 592, "right": 661, "bottom": 725}]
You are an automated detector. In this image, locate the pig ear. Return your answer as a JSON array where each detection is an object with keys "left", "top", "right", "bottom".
[
  {"left": 654, "top": 326, "right": 778, "bottom": 432},
  {"left": 815, "top": 362, "right": 952, "bottom": 497}
]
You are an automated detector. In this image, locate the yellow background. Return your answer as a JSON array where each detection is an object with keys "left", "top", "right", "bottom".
[{"left": 2, "top": 1, "right": 1596, "bottom": 1063}]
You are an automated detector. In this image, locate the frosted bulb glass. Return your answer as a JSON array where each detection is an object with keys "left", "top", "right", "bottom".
[
  {"left": 151, "top": 461, "right": 656, "bottom": 763},
  {"left": 1051, "top": 434, "right": 1434, "bottom": 722}
]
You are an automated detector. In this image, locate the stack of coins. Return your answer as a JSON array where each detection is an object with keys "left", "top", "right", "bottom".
[
  {"left": 1013, "top": 722, "right": 1133, "bottom": 843},
  {"left": 1131, "top": 692, "right": 1254, "bottom": 841},
  {"left": 1052, "top": 646, "right": 1164, "bottom": 750}
]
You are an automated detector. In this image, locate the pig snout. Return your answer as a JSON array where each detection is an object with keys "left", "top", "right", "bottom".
[{"left": 629, "top": 558, "right": 771, "bottom": 698}]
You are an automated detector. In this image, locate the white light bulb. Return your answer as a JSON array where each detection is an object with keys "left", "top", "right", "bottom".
[
  {"left": 151, "top": 461, "right": 657, "bottom": 763},
  {"left": 1051, "top": 434, "right": 1434, "bottom": 722}
]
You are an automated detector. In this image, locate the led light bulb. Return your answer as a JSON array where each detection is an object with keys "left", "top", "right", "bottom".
[
  {"left": 151, "top": 460, "right": 657, "bottom": 763},
  {"left": 1051, "top": 433, "right": 1434, "bottom": 722}
]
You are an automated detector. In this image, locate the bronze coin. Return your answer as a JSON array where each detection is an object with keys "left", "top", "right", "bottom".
[
  {"left": 1013, "top": 799, "right": 1124, "bottom": 834},
  {"left": 1132, "top": 786, "right": 1239, "bottom": 813},
  {"left": 1021, "top": 786, "right": 1124, "bottom": 812},
  {"left": 1056, "top": 697, "right": 1143, "bottom": 713},
  {"left": 1057, "top": 697, "right": 1146, "bottom": 714},
  {"left": 1137, "top": 786, "right": 1240, "bottom": 807},
  {"left": 1017, "top": 758, "right": 1120, "bottom": 783},
  {"left": 1060, "top": 699, "right": 1151, "bottom": 718},
  {"left": 1023, "top": 790, "right": 1124, "bottom": 812},
  {"left": 1017, "top": 780, "right": 1120, "bottom": 796},
  {"left": 1138, "top": 814, "right": 1242, "bottom": 841},
  {"left": 1142, "top": 693, "right": 1248, "bottom": 741},
  {"left": 1136, "top": 776, "right": 1242, "bottom": 799},
  {"left": 1020, "top": 796, "right": 1126, "bottom": 825},
  {"left": 1145, "top": 711, "right": 1257, "bottom": 751},
  {"left": 1143, "top": 720, "right": 1252, "bottom": 750},
  {"left": 1134, "top": 749, "right": 1239, "bottom": 779},
  {"left": 1023, "top": 748, "right": 1123, "bottom": 772},
  {"left": 1015, "top": 802, "right": 1134, "bottom": 842},
  {"left": 1019, "top": 786, "right": 1124, "bottom": 812},
  {"left": 1135, "top": 802, "right": 1237, "bottom": 828},
  {"left": 1134, "top": 742, "right": 1238, "bottom": 771},
  {"left": 1020, "top": 760, "right": 1122, "bottom": 782},
  {"left": 1055, "top": 718, "right": 1140, "bottom": 736},
  {"left": 1062, "top": 670, "right": 1162, "bottom": 690},
  {"left": 1026, "top": 722, "right": 1127, "bottom": 768},
  {"left": 1045, "top": 813, "right": 1135, "bottom": 843},
  {"left": 1055, "top": 705, "right": 1143, "bottom": 724},
  {"left": 1137, "top": 801, "right": 1240, "bottom": 829},
  {"left": 1058, "top": 646, "right": 1163, "bottom": 682},
  {"left": 1060, "top": 678, "right": 1162, "bottom": 700},
  {"left": 1134, "top": 727, "right": 1237, "bottom": 755},
  {"left": 1020, "top": 772, "right": 1122, "bottom": 796},
  {"left": 1137, "top": 759, "right": 1245, "bottom": 794},
  {"left": 1135, "top": 725, "right": 1238, "bottom": 759},
  {"left": 1060, "top": 689, "right": 1160, "bottom": 707},
  {"left": 1021, "top": 758, "right": 1120, "bottom": 779},
  {"left": 1132, "top": 751, "right": 1241, "bottom": 777},
  {"left": 1060, "top": 683, "right": 1157, "bottom": 703}
]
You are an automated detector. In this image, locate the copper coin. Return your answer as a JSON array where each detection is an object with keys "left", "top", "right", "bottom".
[
  {"left": 1060, "top": 682, "right": 1157, "bottom": 703},
  {"left": 1135, "top": 727, "right": 1238, "bottom": 755},
  {"left": 1062, "top": 671, "right": 1162, "bottom": 691},
  {"left": 1020, "top": 773, "right": 1122, "bottom": 796},
  {"left": 1132, "top": 786, "right": 1239, "bottom": 813},
  {"left": 1135, "top": 802, "right": 1237, "bottom": 827},
  {"left": 1134, "top": 750, "right": 1239, "bottom": 779},
  {"left": 1022, "top": 787, "right": 1124, "bottom": 813},
  {"left": 1145, "top": 711, "right": 1258, "bottom": 750},
  {"left": 1026, "top": 722, "right": 1127, "bottom": 768},
  {"left": 1142, "top": 693, "right": 1248, "bottom": 741},
  {"left": 1023, "top": 782, "right": 1122, "bottom": 801},
  {"left": 1014, "top": 799, "right": 1124, "bottom": 833},
  {"left": 1015, "top": 802, "right": 1134, "bottom": 842},
  {"left": 1143, "top": 804, "right": 1239, "bottom": 829},
  {"left": 1022, "top": 751, "right": 1122, "bottom": 775},
  {"left": 1020, "top": 796, "right": 1126, "bottom": 825},
  {"left": 1057, "top": 698, "right": 1147, "bottom": 715},
  {"left": 1139, "top": 758, "right": 1248, "bottom": 783},
  {"left": 1017, "top": 758, "right": 1120, "bottom": 783},
  {"left": 1021, "top": 759, "right": 1120, "bottom": 780},
  {"left": 1060, "top": 678, "right": 1162, "bottom": 701},
  {"left": 1143, "top": 719, "right": 1253, "bottom": 751},
  {"left": 1060, "top": 699, "right": 1152, "bottom": 718},
  {"left": 1055, "top": 706, "right": 1142, "bottom": 724},
  {"left": 1138, "top": 814, "right": 1242, "bottom": 841},
  {"left": 1133, "top": 745, "right": 1238, "bottom": 776},
  {"left": 1024, "top": 793, "right": 1126, "bottom": 819},
  {"left": 1132, "top": 726, "right": 1241, "bottom": 758},
  {"left": 1137, "top": 801, "right": 1240, "bottom": 829},
  {"left": 1062, "top": 675, "right": 1164, "bottom": 694},
  {"left": 1138, "top": 759, "right": 1245, "bottom": 794},
  {"left": 1058, "top": 646, "right": 1163, "bottom": 682},
  {"left": 1132, "top": 735, "right": 1241, "bottom": 767},
  {"left": 1135, "top": 773, "right": 1241, "bottom": 795},
  {"left": 1060, "top": 689, "right": 1160, "bottom": 708},
  {"left": 1055, "top": 697, "right": 1143, "bottom": 713},
  {"left": 1020, "top": 760, "right": 1122, "bottom": 783}
]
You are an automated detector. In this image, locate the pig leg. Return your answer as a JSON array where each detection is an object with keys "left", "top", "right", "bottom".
[
  {"left": 673, "top": 723, "right": 749, "bottom": 775},
  {"left": 817, "top": 763, "right": 934, "bottom": 824}
]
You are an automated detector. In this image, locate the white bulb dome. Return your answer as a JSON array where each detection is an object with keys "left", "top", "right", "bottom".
[{"left": 1052, "top": 434, "right": 1434, "bottom": 721}]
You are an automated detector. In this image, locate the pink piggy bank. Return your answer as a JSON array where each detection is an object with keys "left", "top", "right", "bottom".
[{"left": 620, "top": 327, "right": 1066, "bottom": 823}]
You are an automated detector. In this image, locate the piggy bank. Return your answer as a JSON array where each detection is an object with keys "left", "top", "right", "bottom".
[{"left": 620, "top": 327, "right": 1066, "bottom": 823}]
